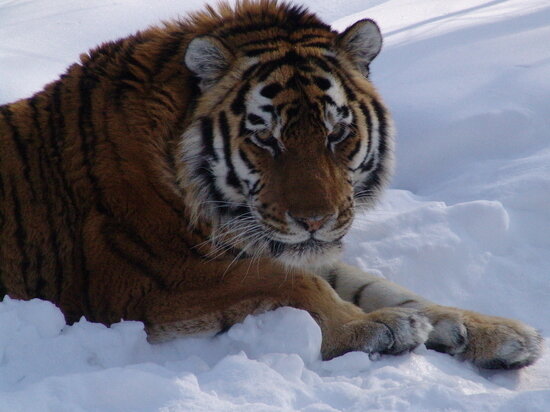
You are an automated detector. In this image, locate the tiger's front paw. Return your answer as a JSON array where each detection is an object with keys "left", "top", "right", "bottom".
[
  {"left": 322, "top": 308, "right": 432, "bottom": 360},
  {"left": 423, "top": 305, "right": 543, "bottom": 369}
]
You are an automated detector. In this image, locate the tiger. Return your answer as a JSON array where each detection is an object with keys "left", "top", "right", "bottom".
[{"left": 0, "top": 0, "right": 542, "bottom": 369}]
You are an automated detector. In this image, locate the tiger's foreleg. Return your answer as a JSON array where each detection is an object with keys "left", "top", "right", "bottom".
[
  {"left": 142, "top": 259, "right": 432, "bottom": 360},
  {"left": 316, "top": 262, "right": 542, "bottom": 368}
]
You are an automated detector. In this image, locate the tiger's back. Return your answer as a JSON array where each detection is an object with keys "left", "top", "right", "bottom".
[
  {"left": 0, "top": 24, "right": 204, "bottom": 323},
  {"left": 0, "top": 93, "right": 78, "bottom": 305}
]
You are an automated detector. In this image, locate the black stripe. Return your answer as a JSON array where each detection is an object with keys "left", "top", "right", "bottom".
[
  {"left": 4, "top": 105, "right": 45, "bottom": 307},
  {"left": 50, "top": 81, "right": 65, "bottom": 141},
  {"left": 218, "top": 111, "right": 242, "bottom": 191},
  {"left": 34, "top": 253, "right": 46, "bottom": 299},
  {"left": 308, "top": 56, "right": 331, "bottom": 72},
  {"left": 9, "top": 176, "right": 31, "bottom": 296},
  {"left": 0, "top": 268, "right": 6, "bottom": 298},
  {"left": 347, "top": 139, "right": 362, "bottom": 161},
  {"left": 239, "top": 33, "right": 327, "bottom": 48},
  {"left": 78, "top": 67, "right": 111, "bottom": 216},
  {"left": 297, "top": 63, "right": 315, "bottom": 73},
  {"left": 125, "top": 53, "right": 152, "bottom": 81},
  {"left": 294, "top": 33, "right": 330, "bottom": 42},
  {"left": 261, "top": 211, "right": 286, "bottom": 226},
  {"left": 241, "top": 62, "right": 262, "bottom": 80},
  {"left": 370, "top": 98, "right": 388, "bottom": 158},
  {"left": 322, "top": 95, "right": 336, "bottom": 106},
  {"left": 284, "top": 105, "right": 299, "bottom": 120},
  {"left": 99, "top": 89, "right": 128, "bottom": 194},
  {"left": 249, "top": 180, "right": 264, "bottom": 196},
  {"left": 239, "top": 116, "right": 251, "bottom": 137},
  {"left": 0, "top": 107, "right": 36, "bottom": 200},
  {"left": 239, "top": 148, "right": 257, "bottom": 174},
  {"left": 219, "top": 21, "right": 330, "bottom": 39},
  {"left": 217, "top": 314, "right": 232, "bottom": 335},
  {"left": 327, "top": 272, "right": 337, "bottom": 289},
  {"left": 219, "top": 23, "right": 274, "bottom": 38},
  {"left": 145, "top": 185, "right": 210, "bottom": 260},
  {"left": 260, "top": 104, "right": 276, "bottom": 114},
  {"left": 0, "top": 170, "right": 4, "bottom": 196},
  {"left": 102, "top": 221, "right": 159, "bottom": 259},
  {"left": 112, "top": 38, "right": 147, "bottom": 106},
  {"left": 231, "top": 83, "right": 251, "bottom": 115},
  {"left": 301, "top": 41, "right": 331, "bottom": 48},
  {"left": 200, "top": 116, "right": 217, "bottom": 161},
  {"left": 254, "top": 134, "right": 281, "bottom": 157},
  {"left": 49, "top": 82, "right": 67, "bottom": 173},
  {"left": 359, "top": 102, "right": 373, "bottom": 162},
  {"left": 313, "top": 76, "right": 331, "bottom": 91},
  {"left": 286, "top": 73, "right": 310, "bottom": 89},
  {"left": 260, "top": 83, "right": 283, "bottom": 99},
  {"left": 396, "top": 299, "right": 418, "bottom": 307},
  {"left": 269, "top": 240, "right": 285, "bottom": 258},
  {"left": 338, "top": 105, "right": 350, "bottom": 119},
  {"left": 28, "top": 96, "right": 47, "bottom": 199},
  {"left": 154, "top": 88, "right": 178, "bottom": 112},
  {"left": 104, "top": 232, "right": 168, "bottom": 291},
  {"left": 357, "top": 100, "right": 389, "bottom": 195},
  {"left": 0, "top": 174, "right": 4, "bottom": 231},
  {"left": 258, "top": 57, "right": 290, "bottom": 84},
  {"left": 233, "top": 205, "right": 250, "bottom": 217},
  {"left": 328, "top": 126, "right": 347, "bottom": 145},
  {"left": 153, "top": 31, "right": 185, "bottom": 74},
  {"left": 247, "top": 113, "right": 265, "bottom": 126},
  {"left": 77, "top": 67, "right": 105, "bottom": 316},
  {"left": 257, "top": 51, "right": 308, "bottom": 82},
  {"left": 240, "top": 35, "right": 290, "bottom": 48},
  {"left": 353, "top": 282, "right": 377, "bottom": 306},
  {"left": 29, "top": 96, "right": 63, "bottom": 300},
  {"left": 43, "top": 82, "right": 90, "bottom": 317},
  {"left": 196, "top": 159, "right": 227, "bottom": 211},
  {"left": 85, "top": 39, "right": 124, "bottom": 66},
  {"left": 0, "top": 137, "right": 4, "bottom": 231},
  {"left": 47, "top": 82, "right": 82, "bottom": 303},
  {"left": 314, "top": 55, "right": 358, "bottom": 100},
  {"left": 47, "top": 82, "right": 80, "bottom": 221},
  {"left": 245, "top": 47, "right": 278, "bottom": 57}
]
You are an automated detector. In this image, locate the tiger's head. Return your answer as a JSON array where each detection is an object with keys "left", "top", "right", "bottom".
[{"left": 177, "top": 3, "right": 394, "bottom": 267}]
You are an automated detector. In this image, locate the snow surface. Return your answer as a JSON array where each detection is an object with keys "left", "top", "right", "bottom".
[{"left": 1, "top": 0, "right": 549, "bottom": 410}]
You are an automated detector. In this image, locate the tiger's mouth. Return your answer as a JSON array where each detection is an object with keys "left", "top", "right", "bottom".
[
  {"left": 267, "top": 237, "right": 344, "bottom": 267},
  {"left": 216, "top": 205, "right": 348, "bottom": 267}
]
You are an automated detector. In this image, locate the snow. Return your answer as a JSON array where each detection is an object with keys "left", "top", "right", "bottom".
[{"left": 1, "top": 0, "right": 549, "bottom": 410}]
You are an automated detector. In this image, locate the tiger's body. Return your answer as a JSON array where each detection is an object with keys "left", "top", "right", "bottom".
[{"left": 0, "top": 0, "right": 541, "bottom": 368}]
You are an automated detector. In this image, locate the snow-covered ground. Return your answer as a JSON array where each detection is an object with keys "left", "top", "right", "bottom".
[{"left": 1, "top": 0, "right": 549, "bottom": 410}]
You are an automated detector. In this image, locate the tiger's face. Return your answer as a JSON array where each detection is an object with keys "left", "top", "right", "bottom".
[{"left": 180, "top": 18, "right": 393, "bottom": 267}]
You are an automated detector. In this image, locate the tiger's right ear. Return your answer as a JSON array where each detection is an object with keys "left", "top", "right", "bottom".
[
  {"left": 336, "top": 19, "right": 382, "bottom": 77},
  {"left": 184, "top": 35, "right": 233, "bottom": 90}
]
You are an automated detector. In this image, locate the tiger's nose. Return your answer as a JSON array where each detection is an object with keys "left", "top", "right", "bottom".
[{"left": 289, "top": 213, "right": 333, "bottom": 232}]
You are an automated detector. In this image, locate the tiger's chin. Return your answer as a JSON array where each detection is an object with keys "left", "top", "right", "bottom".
[{"left": 268, "top": 239, "right": 343, "bottom": 269}]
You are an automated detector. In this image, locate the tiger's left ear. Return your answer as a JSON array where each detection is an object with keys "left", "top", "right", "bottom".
[
  {"left": 336, "top": 19, "right": 382, "bottom": 77},
  {"left": 184, "top": 35, "right": 233, "bottom": 90}
]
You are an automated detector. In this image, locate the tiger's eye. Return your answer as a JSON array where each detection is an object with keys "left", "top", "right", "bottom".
[
  {"left": 327, "top": 123, "right": 349, "bottom": 146},
  {"left": 251, "top": 132, "right": 282, "bottom": 157}
]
